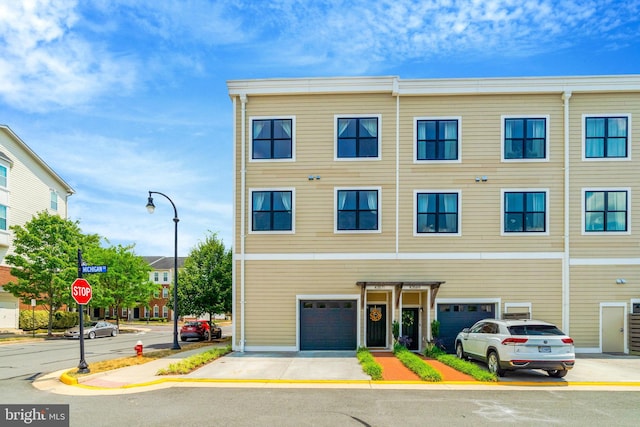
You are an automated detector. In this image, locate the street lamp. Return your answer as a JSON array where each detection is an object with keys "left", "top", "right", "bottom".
[{"left": 146, "top": 191, "right": 181, "bottom": 350}]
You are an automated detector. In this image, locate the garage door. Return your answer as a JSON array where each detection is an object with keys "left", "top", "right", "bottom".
[
  {"left": 300, "top": 300, "right": 357, "bottom": 350},
  {"left": 0, "top": 301, "right": 18, "bottom": 329},
  {"left": 437, "top": 303, "right": 495, "bottom": 353}
]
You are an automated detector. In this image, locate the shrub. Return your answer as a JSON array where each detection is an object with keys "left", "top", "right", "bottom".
[
  {"left": 52, "top": 311, "right": 80, "bottom": 329},
  {"left": 356, "top": 347, "right": 383, "bottom": 380},
  {"left": 19, "top": 310, "right": 80, "bottom": 330},
  {"left": 393, "top": 344, "right": 442, "bottom": 382},
  {"left": 432, "top": 354, "right": 498, "bottom": 382},
  {"left": 157, "top": 345, "right": 232, "bottom": 375}
]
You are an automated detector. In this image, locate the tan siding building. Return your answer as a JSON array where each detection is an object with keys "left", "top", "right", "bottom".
[{"left": 228, "top": 75, "right": 640, "bottom": 354}]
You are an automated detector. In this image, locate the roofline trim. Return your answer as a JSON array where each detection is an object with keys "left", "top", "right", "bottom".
[{"left": 228, "top": 74, "right": 640, "bottom": 97}]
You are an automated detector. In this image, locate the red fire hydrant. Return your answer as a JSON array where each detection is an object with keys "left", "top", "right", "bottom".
[{"left": 134, "top": 340, "right": 143, "bottom": 357}]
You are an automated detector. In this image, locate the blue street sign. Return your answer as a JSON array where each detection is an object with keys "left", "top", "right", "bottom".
[{"left": 81, "top": 265, "right": 108, "bottom": 274}]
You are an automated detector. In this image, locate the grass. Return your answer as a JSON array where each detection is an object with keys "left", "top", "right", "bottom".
[
  {"left": 65, "top": 341, "right": 217, "bottom": 378},
  {"left": 424, "top": 343, "right": 498, "bottom": 382},
  {"left": 356, "top": 347, "right": 383, "bottom": 380},
  {"left": 157, "top": 345, "right": 232, "bottom": 375},
  {"left": 394, "top": 344, "right": 442, "bottom": 382}
]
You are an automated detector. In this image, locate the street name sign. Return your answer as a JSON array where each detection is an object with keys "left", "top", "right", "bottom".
[
  {"left": 81, "top": 265, "right": 107, "bottom": 274},
  {"left": 71, "top": 278, "right": 92, "bottom": 305}
]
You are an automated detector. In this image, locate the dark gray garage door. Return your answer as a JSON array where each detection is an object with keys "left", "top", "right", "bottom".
[
  {"left": 437, "top": 303, "right": 495, "bottom": 353},
  {"left": 300, "top": 300, "right": 357, "bottom": 350}
]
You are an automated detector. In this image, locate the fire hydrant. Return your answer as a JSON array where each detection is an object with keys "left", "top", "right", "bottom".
[{"left": 134, "top": 340, "right": 143, "bottom": 357}]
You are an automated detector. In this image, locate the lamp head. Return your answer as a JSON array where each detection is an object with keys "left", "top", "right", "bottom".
[{"left": 146, "top": 195, "right": 155, "bottom": 214}]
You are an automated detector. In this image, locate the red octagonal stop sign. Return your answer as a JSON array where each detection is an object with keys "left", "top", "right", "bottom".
[{"left": 71, "top": 278, "right": 92, "bottom": 305}]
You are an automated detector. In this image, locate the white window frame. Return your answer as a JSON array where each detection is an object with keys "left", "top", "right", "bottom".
[
  {"left": 162, "top": 287, "right": 169, "bottom": 298},
  {"left": 249, "top": 116, "right": 296, "bottom": 162},
  {"left": 153, "top": 305, "right": 159, "bottom": 317},
  {"left": 334, "top": 114, "right": 382, "bottom": 161},
  {"left": 163, "top": 272, "right": 168, "bottom": 282},
  {"left": 162, "top": 306, "right": 169, "bottom": 318},
  {"left": 581, "top": 187, "right": 631, "bottom": 235},
  {"left": 582, "top": 113, "right": 632, "bottom": 161},
  {"left": 248, "top": 187, "right": 295, "bottom": 234},
  {"left": 501, "top": 115, "right": 550, "bottom": 162},
  {"left": 500, "top": 188, "right": 550, "bottom": 236},
  {"left": 121, "top": 308, "right": 127, "bottom": 317},
  {"left": 154, "top": 272, "right": 158, "bottom": 282},
  {"left": 0, "top": 204, "right": 7, "bottom": 232},
  {"left": 413, "top": 116, "right": 462, "bottom": 164},
  {"left": 334, "top": 186, "right": 382, "bottom": 234},
  {"left": 50, "top": 190, "right": 58, "bottom": 211},
  {"left": 413, "top": 189, "right": 462, "bottom": 237},
  {"left": 0, "top": 164, "right": 7, "bottom": 188}
]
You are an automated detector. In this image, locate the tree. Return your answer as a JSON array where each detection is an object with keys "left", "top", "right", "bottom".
[
  {"left": 177, "top": 233, "right": 231, "bottom": 336},
  {"left": 84, "top": 242, "right": 154, "bottom": 329},
  {"left": 4, "top": 211, "right": 100, "bottom": 336}
]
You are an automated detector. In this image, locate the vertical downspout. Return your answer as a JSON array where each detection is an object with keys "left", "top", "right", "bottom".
[
  {"left": 393, "top": 78, "right": 400, "bottom": 255},
  {"left": 562, "top": 91, "right": 572, "bottom": 334},
  {"left": 240, "top": 93, "right": 248, "bottom": 352},
  {"left": 393, "top": 78, "right": 400, "bottom": 346},
  {"left": 231, "top": 97, "right": 237, "bottom": 351}
]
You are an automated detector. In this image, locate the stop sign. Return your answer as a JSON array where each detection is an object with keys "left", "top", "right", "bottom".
[{"left": 71, "top": 278, "right": 92, "bottom": 305}]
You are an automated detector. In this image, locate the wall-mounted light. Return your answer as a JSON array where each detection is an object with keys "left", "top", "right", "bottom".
[{"left": 616, "top": 278, "right": 627, "bottom": 285}]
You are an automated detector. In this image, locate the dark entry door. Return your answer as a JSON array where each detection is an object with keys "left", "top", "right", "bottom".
[
  {"left": 402, "top": 308, "right": 419, "bottom": 351},
  {"left": 367, "top": 305, "right": 386, "bottom": 347}
]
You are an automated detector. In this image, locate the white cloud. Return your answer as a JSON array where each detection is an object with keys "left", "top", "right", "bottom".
[{"left": 0, "top": 0, "right": 137, "bottom": 112}]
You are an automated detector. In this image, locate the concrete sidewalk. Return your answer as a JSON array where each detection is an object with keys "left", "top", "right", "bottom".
[{"left": 32, "top": 347, "right": 640, "bottom": 395}]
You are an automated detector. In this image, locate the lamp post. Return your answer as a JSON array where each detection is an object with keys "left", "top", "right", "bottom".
[{"left": 146, "top": 191, "right": 181, "bottom": 350}]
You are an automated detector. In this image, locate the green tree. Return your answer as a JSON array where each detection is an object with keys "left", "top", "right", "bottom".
[
  {"left": 4, "top": 211, "right": 100, "bottom": 336},
  {"left": 177, "top": 233, "right": 231, "bottom": 335},
  {"left": 85, "top": 242, "right": 154, "bottom": 329}
]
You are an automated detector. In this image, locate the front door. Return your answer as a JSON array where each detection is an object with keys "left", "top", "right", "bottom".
[
  {"left": 602, "top": 305, "right": 625, "bottom": 353},
  {"left": 402, "top": 308, "right": 419, "bottom": 351},
  {"left": 367, "top": 305, "right": 386, "bottom": 347}
]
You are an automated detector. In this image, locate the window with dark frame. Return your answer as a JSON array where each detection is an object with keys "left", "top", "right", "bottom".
[
  {"left": 585, "top": 190, "right": 627, "bottom": 232},
  {"left": 252, "top": 190, "right": 292, "bottom": 231},
  {"left": 504, "top": 191, "right": 546, "bottom": 233},
  {"left": 337, "top": 189, "right": 378, "bottom": 230},
  {"left": 252, "top": 118, "right": 293, "bottom": 159},
  {"left": 585, "top": 116, "right": 628, "bottom": 158},
  {"left": 337, "top": 117, "right": 379, "bottom": 158},
  {"left": 416, "top": 119, "right": 458, "bottom": 160},
  {"left": 504, "top": 118, "right": 546, "bottom": 159},
  {"left": 416, "top": 192, "right": 458, "bottom": 233}
]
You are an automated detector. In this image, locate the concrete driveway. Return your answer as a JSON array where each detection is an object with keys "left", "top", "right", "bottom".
[
  {"left": 185, "top": 351, "right": 371, "bottom": 381},
  {"left": 495, "top": 353, "right": 640, "bottom": 383}
]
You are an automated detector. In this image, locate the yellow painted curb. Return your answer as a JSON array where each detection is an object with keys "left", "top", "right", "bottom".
[{"left": 59, "top": 371, "right": 78, "bottom": 386}]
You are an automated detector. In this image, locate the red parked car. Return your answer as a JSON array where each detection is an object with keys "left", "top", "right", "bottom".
[{"left": 180, "top": 320, "right": 222, "bottom": 341}]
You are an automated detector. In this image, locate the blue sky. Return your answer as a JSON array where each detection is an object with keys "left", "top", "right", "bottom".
[{"left": 1, "top": 0, "right": 639, "bottom": 256}]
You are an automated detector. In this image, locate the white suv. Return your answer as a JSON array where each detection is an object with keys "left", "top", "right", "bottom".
[{"left": 455, "top": 319, "right": 575, "bottom": 377}]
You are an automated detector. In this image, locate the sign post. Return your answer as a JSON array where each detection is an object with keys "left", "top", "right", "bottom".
[
  {"left": 72, "top": 249, "right": 92, "bottom": 374},
  {"left": 31, "top": 299, "right": 36, "bottom": 338}
]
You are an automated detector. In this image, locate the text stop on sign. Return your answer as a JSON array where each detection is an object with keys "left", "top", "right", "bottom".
[{"left": 71, "top": 278, "right": 92, "bottom": 304}]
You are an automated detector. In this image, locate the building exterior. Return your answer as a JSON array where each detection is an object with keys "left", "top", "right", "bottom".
[
  {"left": 90, "top": 256, "right": 186, "bottom": 321},
  {"left": 227, "top": 75, "right": 640, "bottom": 354},
  {"left": 0, "top": 125, "right": 74, "bottom": 330}
]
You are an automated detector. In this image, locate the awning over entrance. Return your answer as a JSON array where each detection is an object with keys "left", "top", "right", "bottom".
[{"left": 356, "top": 281, "right": 445, "bottom": 308}]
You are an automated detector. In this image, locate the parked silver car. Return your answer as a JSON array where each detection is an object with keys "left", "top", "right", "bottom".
[
  {"left": 64, "top": 321, "right": 118, "bottom": 339},
  {"left": 455, "top": 318, "right": 575, "bottom": 377}
]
